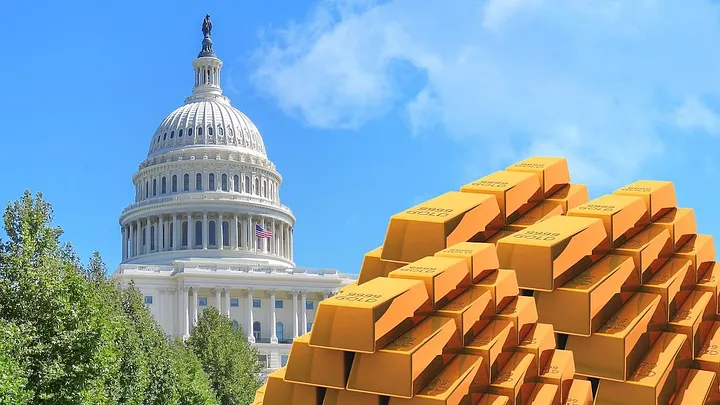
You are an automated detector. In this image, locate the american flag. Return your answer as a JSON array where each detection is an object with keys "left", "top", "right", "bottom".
[{"left": 255, "top": 224, "right": 273, "bottom": 238}]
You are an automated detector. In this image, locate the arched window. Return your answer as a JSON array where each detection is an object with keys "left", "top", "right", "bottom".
[
  {"left": 195, "top": 221, "right": 202, "bottom": 247},
  {"left": 197, "top": 127, "right": 203, "bottom": 136},
  {"left": 188, "top": 128, "right": 193, "bottom": 137},
  {"left": 145, "top": 181, "right": 149, "bottom": 199},
  {"left": 262, "top": 180, "right": 267, "bottom": 198},
  {"left": 209, "top": 173, "right": 215, "bottom": 191},
  {"left": 183, "top": 174, "right": 190, "bottom": 191},
  {"left": 208, "top": 127, "right": 213, "bottom": 136},
  {"left": 150, "top": 226, "right": 155, "bottom": 251},
  {"left": 244, "top": 176, "right": 250, "bottom": 193},
  {"left": 153, "top": 179, "right": 157, "bottom": 196},
  {"left": 233, "top": 320, "right": 239, "bottom": 329},
  {"left": 276, "top": 322, "right": 284, "bottom": 341},
  {"left": 170, "top": 131, "right": 175, "bottom": 139},
  {"left": 196, "top": 173, "right": 203, "bottom": 191},
  {"left": 182, "top": 221, "right": 188, "bottom": 247},
  {"left": 222, "top": 221, "right": 229, "bottom": 247},
  {"left": 221, "top": 174, "right": 228, "bottom": 191},
  {"left": 233, "top": 175, "right": 239, "bottom": 192},
  {"left": 161, "top": 177, "right": 167, "bottom": 194},
  {"left": 171, "top": 175, "right": 177, "bottom": 192},
  {"left": 142, "top": 226, "right": 146, "bottom": 246},
  {"left": 253, "top": 321, "right": 261, "bottom": 340},
  {"left": 163, "top": 133, "right": 167, "bottom": 140},
  {"left": 254, "top": 178, "right": 259, "bottom": 195},
  {"left": 169, "top": 223, "right": 174, "bottom": 248},
  {"left": 179, "top": 129, "right": 183, "bottom": 137},
  {"left": 218, "top": 127, "right": 224, "bottom": 136},
  {"left": 209, "top": 221, "right": 216, "bottom": 246}
]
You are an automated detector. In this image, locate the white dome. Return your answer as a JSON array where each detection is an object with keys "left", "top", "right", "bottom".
[{"left": 148, "top": 98, "right": 267, "bottom": 158}]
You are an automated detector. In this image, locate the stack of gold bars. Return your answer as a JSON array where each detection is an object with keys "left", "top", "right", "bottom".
[{"left": 253, "top": 156, "right": 720, "bottom": 405}]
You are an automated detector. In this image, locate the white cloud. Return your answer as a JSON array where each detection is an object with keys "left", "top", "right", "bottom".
[
  {"left": 251, "top": 0, "right": 720, "bottom": 185},
  {"left": 674, "top": 97, "right": 720, "bottom": 135}
]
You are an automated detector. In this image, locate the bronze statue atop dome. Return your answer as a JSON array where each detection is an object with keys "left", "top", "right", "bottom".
[{"left": 202, "top": 14, "right": 213, "bottom": 38}]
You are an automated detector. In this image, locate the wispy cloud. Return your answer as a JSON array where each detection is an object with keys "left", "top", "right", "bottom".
[{"left": 674, "top": 97, "right": 720, "bottom": 135}]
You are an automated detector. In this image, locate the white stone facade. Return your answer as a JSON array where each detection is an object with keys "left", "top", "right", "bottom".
[{"left": 112, "top": 18, "right": 354, "bottom": 374}]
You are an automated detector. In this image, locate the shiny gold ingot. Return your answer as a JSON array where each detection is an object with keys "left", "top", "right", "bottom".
[
  {"left": 505, "top": 157, "right": 571, "bottom": 197},
  {"left": 435, "top": 242, "right": 499, "bottom": 283},
  {"left": 436, "top": 288, "right": 494, "bottom": 346},
  {"left": 695, "top": 262, "right": 720, "bottom": 314},
  {"left": 675, "top": 234, "right": 717, "bottom": 282},
  {"left": 460, "top": 171, "right": 542, "bottom": 223},
  {"left": 485, "top": 352, "right": 538, "bottom": 405},
  {"left": 535, "top": 255, "right": 636, "bottom": 336},
  {"left": 473, "top": 270, "right": 520, "bottom": 313},
  {"left": 567, "top": 194, "right": 649, "bottom": 249},
  {"left": 545, "top": 184, "right": 589, "bottom": 214},
  {"left": 696, "top": 322, "right": 720, "bottom": 389},
  {"left": 513, "top": 323, "right": 556, "bottom": 375},
  {"left": 339, "top": 282, "right": 358, "bottom": 294},
  {"left": 483, "top": 229, "right": 516, "bottom": 245},
  {"left": 666, "top": 291, "right": 714, "bottom": 358},
  {"left": 593, "top": 332, "right": 691, "bottom": 405},
  {"left": 309, "top": 277, "right": 429, "bottom": 353},
  {"left": 473, "top": 393, "right": 510, "bottom": 405},
  {"left": 640, "top": 258, "right": 693, "bottom": 322},
  {"left": 388, "top": 256, "right": 472, "bottom": 311},
  {"left": 462, "top": 320, "right": 517, "bottom": 381},
  {"left": 537, "top": 350, "right": 575, "bottom": 404},
  {"left": 493, "top": 296, "right": 538, "bottom": 343},
  {"left": 566, "top": 292, "right": 666, "bottom": 381},
  {"left": 564, "top": 380, "right": 593, "bottom": 405},
  {"left": 670, "top": 369, "right": 716, "bottom": 405},
  {"left": 613, "top": 180, "right": 677, "bottom": 221},
  {"left": 357, "top": 246, "right": 406, "bottom": 285},
  {"left": 253, "top": 385, "right": 266, "bottom": 405},
  {"left": 283, "top": 333, "right": 354, "bottom": 389},
  {"left": 262, "top": 368, "right": 325, "bottom": 405},
  {"left": 647, "top": 208, "right": 697, "bottom": 251},
  {"left": 321, "top": 389, "right": 386, "bottom": 405},
  {"left": 347, "top": 316, "right": 461, "bottom": 398},
  {"left": 496, "top": 215, "right": 607, "bottom": 291},
  {"left": 387, "top": 354, "right": 486, "bottom": 405},
  {"left": 505, "top": 200, "right": 564, "bottom": 232},
  {"left": 614, "top": 226, "right": 673, "bottom": 283},
  {"left": 382, "top": 191, "right": 503, "bottom": 263},
  {"left": 525, "top": 383, "right": 559, "bottom": 405}
]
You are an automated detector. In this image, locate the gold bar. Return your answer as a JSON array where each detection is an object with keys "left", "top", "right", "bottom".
[
  {"left": 486, "top": 352, "right": 538, "bottom": 405},
  {"left": 358, "top": 246, "right": 406, "bottom": 285},
  {"left": 640, "top": 258, "right": 693, "bottom": 321},
  {"left": 696, "top": 262, "right": 720, "bottom": 314},
  {"left": 696, "top": 322, "right": 720, "bottom": 390},
  {"left": 613, "top": 180, "right": 677, "bottom": 221},
  {"left": 472, "top": 270, "right": 520, "bottom": 312},
  {"left": 535, "top": 255, "right": 636, "bottom": 336},
  {"left": 513, "top": 323, "right": 556, "bottom": 375},
  {"left": 667, "top": 291, "right": 715, "bottom": 358},
  {"left": 647, "top": 208, "right": 697, "bottom": 252},
  {"left": 593, "top": 332, "right": 691, "bottom": 405},
  {"left": 545, "top": 184, "right": 589, "bottom": 214},
  {"left": 436, "top": 288, "right": 494, "bottom": 346},
  {"left": 460, "top": 171, "right": 542, "bottom": 223},
  {"left": 472, "top": 393, "right": 510, "bottom": 405},
  {"left": 387, "top": 354, "right": 486, "bottom": 405},
  {"left": 309, "top": 277, "right": 429, "bottom": 353},
  {"left": 525, "top": 383, "right": 559, "bottom": 405},
  {"left": 567, "top": 194, "right": 649, "bottom": 249},
  {"left": 284, "top": 333, "right": 354, "bottom": 389},
  {"left": 505, "top": 156, "right": 571, "bottom": 197},
  {"left": 321, "top": 389, "right": 387, "bottom": 405},
  {"left": 614, "top": 226, "right": 673, "bottom": 283},
  {"left": 566, "top": 292, "right": 665, "bottom": 381},
  {"left": 388, "top": 256, "right": 472, "bottom": 311},
  {"left": 253, "top": 385, "right": 266, "bottom": 405},
  {"left": 675, "top": 234, "right": 717, "bottom": 282},
  {"left": 462, "top": 320, "right": 517, "bottom": 382},
  {"left": 564, "top": 380, "right": 593, "bottom": 405},
  {"left": 494, "top": 296, "right": 538, "bottom": 343},
  {"left": 347, "top": 316, "right": 460, "bottom": 398},
  {"left": 435, "top": 242, "right": 499, "bottom": 283},
  {"left": 382, "top": 191, "right": 503, "bottom": 263},
  {"left": 504, "top": 200, "right": 564, "bottom": 232},
  {"left": 263, "top": 368, "right": 326, "bottom": 405},
  {"left": 537, "top": 350, "right": 575, "bottom": 404},
  {"left": 483, "top": 229, "right": 517, "bottom": 245},
  {"left": 670, "top": 369, "right": 716, "bottom": 405},
  {"left": 496, "top": 215, "right": 607, "bottom": 291}
]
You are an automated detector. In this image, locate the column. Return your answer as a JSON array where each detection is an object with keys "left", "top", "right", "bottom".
[
  {"left": 248, "top": 216, "right": 255, "bottom": 251},
  {"left": 271, "top": 219, "right": 276, "bottom": 254},
  {"left": 215, "top": 288, "right": 222, "bottom": 312},
  {"left": 135, "top": 221, "right": 141, "bottom": 256},
  {"left": 183, "top": 286, "right": 190, "bottom": 337},
  {"left": 241, "top": 216, "right": 247, "bottom": 250},
  {"left": 158, "top": 288, "right": 166, "bottom": 332},
  {"left": 192, "top": 286, "right": 199, "bottom": 326},
  {"left": 289, "top": 227, "right": 293, "bottom": 261},
  {"left": 269, "top": 289, "right": 278, "bottom": 343},
  {"left": 218, "top": 213, "right": 224, "bottom": 250},
  {"left": 301, "top": 291, "right": 308, "bottom": 334},
  {"left": 292, "top": 290, "right": 299, "bottom": 338},
  {"left": 246, "top": 289, "right": 255, "bottom": 343},
  {"left": 202, "top": 213, "right": 208, "bottom": 249},
  {"left": 224, "top": 287, "right": 231, "bottom": 317},
  {"left": 188, "top": 214, "right": 194, "bottom": 249},
  {"left": 121, "top": 226, "right": 127, "bottom": 261},
  {"left": 159, "top": 216, "right": 164, "bottom": 252},
  {"left": 172, "top": 214, "right": 178, "bottom": 251},
  {"left": 143, "top": 219, "right": 149, "bottom": 254},
  {"left": 233, "top": 215, "right": 239, "bottom": 250},
  {"left": 262, "top": 218, "right": 268, "bottom": 253}
]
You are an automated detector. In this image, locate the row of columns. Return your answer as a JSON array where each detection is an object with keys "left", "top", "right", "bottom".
[
  {"left": 121, "top": 213, "right": 293, "bottom": 261},
  {"left": 136, "top": 172, "right": 279, "bottom": 205}
]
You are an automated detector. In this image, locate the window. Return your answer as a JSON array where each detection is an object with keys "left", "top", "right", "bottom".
[
  {"left": 209, "top": 221, "right": 216, "bottom": 246},
  {"left": 199, "top": 297, "right": 207, "bottom": 306},
  {"left": 263, "top": 180, "right": 267, "bottom": 198},
  {"left": 218, "top": 127, "right": 224, "bottom": 136},
  {"left": 209, "top": 173, "right": 215, "bottom": 191},
  {"left": 198, "top": 127, "right": 203, "bottom": 136},
  {"left": 144, "top": 296, "right": 153, "bottom": 304},
  {"left": 275, "top": 300, "right": 284, "bottom": 309},
  {"left": 188, "top": 128, "right": 193, "bottom": 137},
  {"left": 150, "top": 226, "right": 155, "bottom": 251},
  {"left": 208, "top": 127, "right": 213, "bottom": 136},
  {"left": 253, "top": 299, "right": 261, "bottom": 308},
  {"left": 233, "top": 320, "right": 239, "bottom": 329},
  {"left": 183, "top": 174, "right": 190, "bottom": 191},
  {"left": 221, "top": 174, "right": 228, "bottom": 191},
  {"left": 307, "top": 322, "right": 313, "bottom": 332},
  {"left": 306, "top": 301, "right": 314, "bottom": 310},
  {"left": 161, "top": 177, "right": 167, "bottom": 194},
  {"left": 142, "top": 228, "right": 146, "bottom": 246},
  {"left": 170, "top": 130, "right": 175, "bottom": 138},
  {"left": 281, "top": 355, "right": 289, "bottom": 367},
  {"left": 253, "top": 321, "right": 261, "bottom": 340},
  {"left": 276, "top": 322, "right": 284, "bottom": 340},
  {"left": 145, "top": 181, "right": 149, "bottom": 198},
  {"left": 195, "top": 221, "right": 202, "bottom": 247},
  {"left": 171, "top": 175, "right": 177, "bottom": 192},
  {"left": 182, "top": 221, "right": 188, "bottom": 246},
  {"left": 254, "top": 178, "right": 259, "bottom": 195},
  {"left": 222, "top": 222, "right": 229, "bottom": 247},
  {"left": 195, "top": 173, "right": 202, "bottom": 191},
  {"left": 244, "top": 176, "right": 250, "bottom": 193},
  {"left": 169, "top": 223, "right": 174, "bottom": 248},
  {"left": 179, "top": 129, "right": 183, "bottom": 137},
  {"left": 163, "top": 132, "right": 167, "bottom": 140},
  {"left": 230, "top": 298, "right": 239, "bottom": 307},
  {"left": 258, "top": 354, "right": 268, "bottom": 367},
  {"left": 233, "top": 175, "right": 239, "bottom": 192},
  {"left": 153, "top": 179, "right": 157, "bottom": 196}
]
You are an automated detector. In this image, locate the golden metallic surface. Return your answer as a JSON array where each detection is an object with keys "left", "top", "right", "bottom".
[
  {"left": 388, "top": 256, "right": 472, "bottom": 311},
  {"left": 675, "top": 234, "right": 717, "bottom": 283},
  {"left": 545, "top": 184, "right": 589, "bottom": 214},
  {"left": 261, "top": 368, "right": 326, "bottom": 405},
  {"left": 647, "top": 208, "right": 697, "bottom": 252},
  {"left": 357, "top": 246, "right": 406, "bottom": 285},
  {"left": 485, "top": 352, "right": 537, "bottom": 405},
  {"left": 512, "top": 323, "right": 556, "bottom": 375},
  {"left": 504, "top": 200, "right": 563, "bottom": 232},
  {"left": 639, "top": 258, "right": 693, "bottom": 322},
  {"left": 460, "top": 171, "right": 543, "bottom": 223},
  {"left": 284, "top": 333, "right": 354, "bottom": 389},
  {"left": 564, "top": 380, "right": 593, "bottom": 405},
  {"left": 472, "top": 270, "right": 520, "bottom": 313},
  {"left": 321, "top": 389, "right": 387, "bottom": 405},
  {"left": 436, "top": 287, "right": 494, "bottom": 346},
  {"left": 434, "top": 242, "right": 499, "bottom": 283},
  {"left": 613, "top": 180, "right": 678, "bottom": 221},
  {"left": 505, "top": 157, "right": 571, "bottom": 197},
  {"left": 567, "top": 194, "right": 649, "bottom": 250},
  {"left": 670, "top": 369, "right": 716, "bottom": 405},
  {"left": 613, "top": 226, "right": 673, "bottom": 283},
  {"left": 695, "top": 262, "right": 720, "bottom": 314},
  {"left": 462, "top": 320, "right": 517, "bottom": 382},
  {"left": 493, "top": 296, "right": 539, "bottom": 344}
]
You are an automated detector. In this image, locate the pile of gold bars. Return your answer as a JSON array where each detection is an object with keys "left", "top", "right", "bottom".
[{"left": 253, "top": 157, "right": 719, "bottom": 405}]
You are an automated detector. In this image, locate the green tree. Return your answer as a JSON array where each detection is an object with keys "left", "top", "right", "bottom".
[
  {"left": 187, "top": 307, "right": 263, "bottom": 405},
  {"left": 85, "top": 250, "right": 108, "bottom": 284},
  {"left": 169, "top": 339, "right": 219, "bottom": 405},
  {"left": 0, "top": 320, "right": 31, "bottom": 404}
]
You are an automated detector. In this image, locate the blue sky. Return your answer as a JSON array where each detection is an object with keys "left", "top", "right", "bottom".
[{"left": 2, "top": 0, "right": 720, "bottom": 275}]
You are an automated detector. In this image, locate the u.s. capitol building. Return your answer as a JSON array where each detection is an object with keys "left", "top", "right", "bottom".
[{"left": 112, "top": 15, "right": 354, "bottom": 373}]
